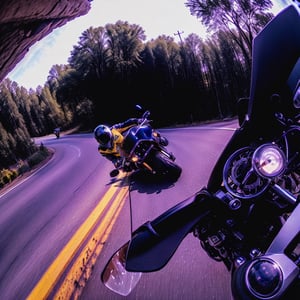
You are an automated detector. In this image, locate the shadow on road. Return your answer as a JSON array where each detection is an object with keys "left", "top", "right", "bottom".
[{"left": 128, "top": 170, "right": 181, "bottom": 194}]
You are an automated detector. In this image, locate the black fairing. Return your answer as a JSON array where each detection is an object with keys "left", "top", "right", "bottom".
[
  {"left": 249, "top": 4, "right": 300, "bottom": 126},
  {"left": 207, "top": 4, "right": 300, "bottom": 192}
]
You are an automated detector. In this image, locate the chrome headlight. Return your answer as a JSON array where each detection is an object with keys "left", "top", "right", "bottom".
[
  {"left": 246, "top": 258, "right": 283, "bottom": 298},
  {"left": 252, "top": 144, "right": 286, "bottom": 178}
]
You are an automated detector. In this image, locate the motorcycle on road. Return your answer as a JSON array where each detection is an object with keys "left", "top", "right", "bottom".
[
  {"left": 101, "top": 4, "right": 300, "bottom": 299},
  {"left": 109, "top": 105, "right": 182, "bottom": 180},
  {"left": 53, "top": 128, "right": 60, "bottom": 139}
]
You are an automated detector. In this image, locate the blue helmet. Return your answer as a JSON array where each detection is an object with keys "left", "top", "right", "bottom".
[{"left": 94, "top": 125, "right": 113, "bottom": 148}]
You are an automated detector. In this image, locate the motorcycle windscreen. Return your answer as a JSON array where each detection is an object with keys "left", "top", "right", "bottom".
[
  {"left": 134, "top": 125, "right": 153, "bottom": 140},
  {"left": 122, "top": 126, "right": 153, "bottom": 152},
  {"left": 248, "top": 4, "right": 300, "bottom": 125}
]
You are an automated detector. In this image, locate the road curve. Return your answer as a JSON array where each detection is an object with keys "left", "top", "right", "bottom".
[{"left": 0, "top": 119, "right": 238, "bottom": 299}]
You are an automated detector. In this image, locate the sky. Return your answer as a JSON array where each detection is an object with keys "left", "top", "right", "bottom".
[{"left": 7, "top": 0, "right": 286, "bottom": 90}]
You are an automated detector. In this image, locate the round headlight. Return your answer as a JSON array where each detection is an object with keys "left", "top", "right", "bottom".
[
  {"left": 246, "top": 258, "right": 283, "bottom": 298},
  {"left": 252, "top": 144, "right": 286, "bottom": 178}
]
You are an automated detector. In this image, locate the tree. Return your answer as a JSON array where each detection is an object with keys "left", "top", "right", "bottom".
[
  {"left": 178, "top": 34, "right": 208, "bottom": 122},
  {"left": 105, "top": 21, "right": 146, "bottom": 75},
  {"left": 69, "top": 26, "right": 110, "bottom": 80},
  {"left": 0, "top": 80, "right": 36, "bottom": 167},
  {"left": 185, "top": 0, "right": 274, "bottom": 68}
]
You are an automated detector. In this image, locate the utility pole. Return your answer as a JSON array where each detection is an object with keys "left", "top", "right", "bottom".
[{"left": 174, "top": 30, "right": 184, "bottom": 43}]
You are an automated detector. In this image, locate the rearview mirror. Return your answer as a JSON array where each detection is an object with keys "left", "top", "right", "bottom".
[{"left": 101, "top": 242, "right": 142, "bottom": 296}]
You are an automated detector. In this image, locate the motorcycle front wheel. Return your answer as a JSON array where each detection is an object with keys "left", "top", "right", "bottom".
[{"left": 145, "top": 151, "right": 182, "bottom": 180}]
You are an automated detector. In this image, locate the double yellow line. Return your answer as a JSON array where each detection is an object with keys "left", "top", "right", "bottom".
[{"left": 27, "top": 178, "right": 128, "bottom": 299}]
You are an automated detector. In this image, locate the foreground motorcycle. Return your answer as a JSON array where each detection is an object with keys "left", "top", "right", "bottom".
[
  {"left": 101, "top": 4, "right": 300, "bottom": 299},
  {"left": 109, "top": 105, "right": 182, "bottom": 180}
]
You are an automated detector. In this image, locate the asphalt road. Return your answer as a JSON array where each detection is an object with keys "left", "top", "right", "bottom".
[
  {"left": 81, "top": 120, "right": 238, "bottom": 300},
  {"left": 0, "top": 119, "right": 238, "bottom": 300}
]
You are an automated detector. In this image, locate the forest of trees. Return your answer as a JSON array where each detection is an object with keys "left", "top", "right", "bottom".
[{"left": 0, "top": 0, "right": 275, "bottom": 170}]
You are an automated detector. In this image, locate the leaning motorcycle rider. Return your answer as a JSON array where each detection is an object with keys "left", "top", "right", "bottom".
[{"left": 94, "top": 118, "right": 141, "bottom": 169}]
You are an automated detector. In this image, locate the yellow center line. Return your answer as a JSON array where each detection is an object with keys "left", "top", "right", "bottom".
[
  {"left": 54, "top": 185, "right": 128, "bottom": 299},
  {"left": 27, "top": 180, "right": 128, "bottom": 299}
]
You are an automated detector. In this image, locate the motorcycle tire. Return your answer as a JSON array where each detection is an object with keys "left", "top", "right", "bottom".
[
  {"left": 159, "top": 137, "right": 169, "bottom": 147},
  {"left": 110, "top": 169, "right": 120, "bottom": 177},
  {"left": 146, "top": 151, "right": 182, "bottom": 180}
]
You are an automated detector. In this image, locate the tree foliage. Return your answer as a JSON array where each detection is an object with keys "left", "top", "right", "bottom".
[{"left": 185, "top": 0, "right": 273, "bottom": 68}]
